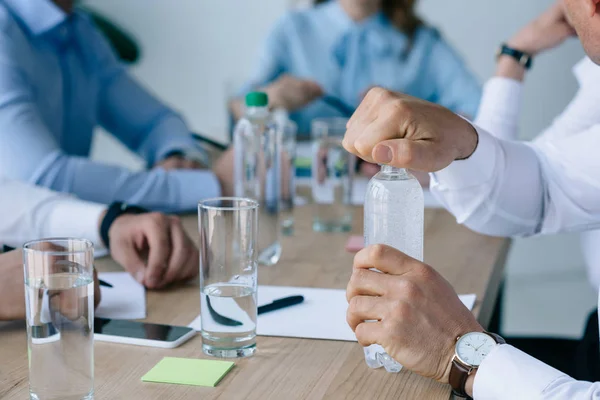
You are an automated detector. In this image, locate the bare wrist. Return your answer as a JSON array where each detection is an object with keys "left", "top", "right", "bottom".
[{"left": 496, "top": 56, "right": 527, "bottom": 81}]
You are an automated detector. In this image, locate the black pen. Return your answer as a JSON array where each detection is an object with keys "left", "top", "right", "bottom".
[
  {"left": 207, "top": 295, "right": 305, "bottom": 327},
  {"left": 99, "top": 279, "right": 113, "bottom": 288},
  {"left": 258, "top": 295, "right": 304, "bottom": 315},
  {"left": 191, "top": 132, "right": 229, "bottom": 151}
]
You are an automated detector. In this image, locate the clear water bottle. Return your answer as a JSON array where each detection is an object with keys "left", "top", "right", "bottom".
[
  {"left": 363, "top": 165, "right": 424, "bottom": 372},
  {"left": 233, "top": 92, "right": 282, "bottom": 266}
]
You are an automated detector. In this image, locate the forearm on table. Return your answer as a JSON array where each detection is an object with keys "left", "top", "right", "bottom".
[
  {"left": 35, "top": 154, "right": 220, "bottom": 213},
  {"left": 0, "top": 185, "right": 106, "bottom": 249}
]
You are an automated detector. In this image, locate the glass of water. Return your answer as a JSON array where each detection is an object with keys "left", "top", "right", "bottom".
[
  {"left": 311, "top": 118, "right": 356, "bottom": 232},
  {"left": 199, "top": 197, "right": 259, "bottom": 358},
  {"left": 23, "top": 238, "right": 95, "bottom": 400},
  {"left": 280, "top": 120, "right": 298, "bottom": 236}
]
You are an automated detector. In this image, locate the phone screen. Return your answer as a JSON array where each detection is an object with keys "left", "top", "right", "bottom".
[{"left": 94, "top": 318, "right": 193, "bottom": 342}]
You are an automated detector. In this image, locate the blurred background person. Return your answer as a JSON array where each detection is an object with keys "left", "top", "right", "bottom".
[
  {"left": 229, "top": 0, "right": 481, "bottom": 136},
  {"left": 0, "top": 0, "right": 233, "bottom": 213}
]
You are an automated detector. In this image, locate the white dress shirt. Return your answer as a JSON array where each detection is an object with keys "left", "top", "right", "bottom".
[
  {"left": 476, "top": 57, "right": 600, "bottom": 289},
  {"left": 430, "top": 58, "right": 600, "bottom": 399},
  {"left": 0, "top": 177, "right": 105, "bottom": 250}
]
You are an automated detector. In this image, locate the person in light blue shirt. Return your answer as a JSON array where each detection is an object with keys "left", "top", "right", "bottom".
[
  {"left": 0, "top": 0, "right": 232, "bottom": 212},
  {"left": 230, "top": 0, "right": 482, "bottom": 136}
]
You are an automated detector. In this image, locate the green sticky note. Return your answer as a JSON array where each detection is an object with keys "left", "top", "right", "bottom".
[{"left": 141, "top": 357, "right": 234, "bottom": 387}]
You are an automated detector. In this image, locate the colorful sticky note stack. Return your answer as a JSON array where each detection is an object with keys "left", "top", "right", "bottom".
[{"left": 141, "top": 357, "right": 235, "bottom": 387}]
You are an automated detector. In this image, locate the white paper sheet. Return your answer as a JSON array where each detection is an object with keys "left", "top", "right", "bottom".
[
  {"left": 95, "top": 272, "right": 146, "bottom": 320},
  {"left": 189, "top": 285, "right": 476, "bottom": 342}
]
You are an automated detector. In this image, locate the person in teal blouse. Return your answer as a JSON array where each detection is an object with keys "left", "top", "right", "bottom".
[{"left": 230, "top": 0, "right": 482, "bottom": 136}]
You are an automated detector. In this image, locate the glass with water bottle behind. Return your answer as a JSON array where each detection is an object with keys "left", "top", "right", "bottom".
[
  {"left": 233, "top": 92, "right": 282, "bottom": 266},
  {"left": 363, "top": 165, "right": 424, "bottom": 372},
  {"left": 23, "top": 238, "right": 96, "bottom": 400},
  {"left": 199, "top": 198, "right": 259, "bottom": 358},
  {"left": 311, "top": 118, "right": 356, "bottom": 233}
]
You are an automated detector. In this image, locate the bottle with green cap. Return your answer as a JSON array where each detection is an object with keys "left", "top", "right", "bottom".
[{"left": 233, "top": 91, "right": 282, "bottom": 266}]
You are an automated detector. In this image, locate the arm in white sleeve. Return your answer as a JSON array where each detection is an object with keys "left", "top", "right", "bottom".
[
  {"left": 431, "top": 125, "right": 600, "bottom": 237},
  {"left": 474, "top": 77, "right": 523, "bottom": 140},
  {"left": 477, "top": 57, "right": 600, "bottom": 145},
  {"left": 474, "top": 345, "right": 600, "bottom": 399},
  {"left": 0, "top": 178, "right": 106, "bottom": 250}
]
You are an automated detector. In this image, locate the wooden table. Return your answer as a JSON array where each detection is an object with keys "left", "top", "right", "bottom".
[{"left": 0, "top": 206, "right": 509, "bottom": 400}]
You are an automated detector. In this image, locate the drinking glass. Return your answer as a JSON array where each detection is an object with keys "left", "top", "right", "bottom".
[
  {"left": 199, "top": 198, "right": 259, "bottom": 358},
  {"left": 23, "top": 238, "right": 95, "bottom": 400},
  {"left": 311, "top": 118, "right": 356, "bottom": 232},
  {"left": 280, "top": 120, "right": 298, "bottom": 236}
]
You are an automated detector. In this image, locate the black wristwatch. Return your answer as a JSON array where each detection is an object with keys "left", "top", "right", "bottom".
[
  {"left": 100, "top": 202, "right": 148, "bottom": 249},
  {"left": 496, "top": 44, "right": 533, "bottom": 70}
]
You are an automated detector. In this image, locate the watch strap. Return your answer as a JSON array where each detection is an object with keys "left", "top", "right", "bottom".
[
  {"left": 100, "top": 202, "right": 148, "bottom": 249},
  {"left": 450, "top": 359, "right": 473, "bottom": 399},
  {"left": 498, "top": 44, "right": 533, "bottom": 69}
]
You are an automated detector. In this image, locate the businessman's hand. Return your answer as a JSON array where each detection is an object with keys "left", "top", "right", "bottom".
[
  {"left": 508, "top": 1, "right": 576, "bottom": 55},
  {"left": 109, "top": 213, "right": 199, "bottom": 289},
  {"left": 263, "top": 74, "right": 323, "bottom": 111},
  {"left": 343, "top": 87, "right": 478, "bottom": 172},
  {"left": 0, "top": 250, "right": 101, "bottom": 321},
  {"left": 346, "top": 245, "right": 482, "bottom": 385}
]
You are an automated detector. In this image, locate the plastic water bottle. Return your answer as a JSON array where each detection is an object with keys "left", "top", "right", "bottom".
[
  {"left": 363, "top": 165, "right": 424, "bottom": 372},
  {"left": 233, "top": 92, "right": 282, "bottom": 266}
]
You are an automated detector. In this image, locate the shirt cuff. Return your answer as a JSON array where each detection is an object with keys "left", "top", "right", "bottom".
[
  {"left": 431, "top": 125, "right": 498, "bottom": 190},
  {"left": 45, "top": 199, "right": 107, "bottom": 251},
  {"left": 474, "top": 344, "right": 567, "bottom": 399}
]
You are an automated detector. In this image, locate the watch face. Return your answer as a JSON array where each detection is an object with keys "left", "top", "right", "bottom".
[{"left": 456, "top": 332, "right": 496, "bottom": 367}]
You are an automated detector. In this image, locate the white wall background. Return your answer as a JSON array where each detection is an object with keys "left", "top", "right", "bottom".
[{"left": 84, "top": 0, "right": 595, "bottom": 336}]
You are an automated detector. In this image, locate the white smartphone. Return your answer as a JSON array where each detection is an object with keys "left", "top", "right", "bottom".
[{"left": 94, "top": 317, "right": 196, "bottom": 348}]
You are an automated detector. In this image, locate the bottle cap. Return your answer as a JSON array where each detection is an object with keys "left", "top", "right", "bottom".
[{"left": 245, "top": 92, "right": 269, "bottom": 107}]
